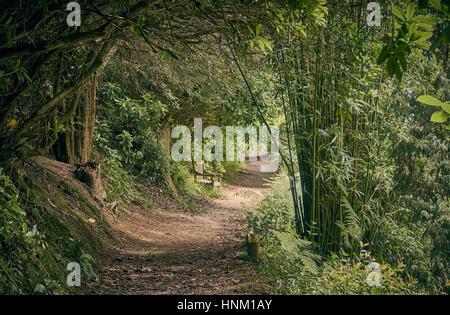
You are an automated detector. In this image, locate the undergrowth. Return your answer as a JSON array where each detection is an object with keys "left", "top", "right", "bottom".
[
  {"left": 245, "top": 174, "right": 428, "bottom": 295},
  {"left": 0, "top": 166, "right": 100, "bottom": 294}
]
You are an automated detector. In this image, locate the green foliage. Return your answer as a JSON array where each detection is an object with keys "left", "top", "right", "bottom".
[
  {"left": 0, "top": 0, "right": 448, "bottom": 296},
  {"left": 221, "top": 161, "right": 247, "bottom": 182},
  {"left": 245, "top": 175, "right": 320, "bottom": 284},
  {"left": 417, "top": 95, "right": 450, "bottom": 128},
  {"left": 246, "top": 175, "right": 295, "bottom": 239},
  {"left": 247, "top": 1, "right": 449, "bottom": 295},
  {"left": 248, "top": 24, "right": 273, "bottom": 55},
  {"left": 170, "top": 162, "right": 201, "bottom": 195},
  {"left": 170, "top": 161, "right": 222, "bottom": 200},
  {"left": 80, "top": 252, "right": 97, "bottom": 280},
  {"left": 384, "top": 53, "right": 449, "bottom": 293},
  {"left": 96, "top": 83, "right": 169, "bottom": 184},
  {"left": 378, "top": 3, "right": 438, "bottom": 81},
  {"left": 246, "top": 174, "right": 418, "bottom": 295},
  {"left": 292, "top": 251, "right": 418, "bottom": 295},
  {"left": 0, "top": 168, "right": 98, "bottom": 294},
  {"left": 93, "top": 117, "right": 134, "bottom": 204},
  {"left": 0, "top": 168, "right": 26, "bottom": 252}
]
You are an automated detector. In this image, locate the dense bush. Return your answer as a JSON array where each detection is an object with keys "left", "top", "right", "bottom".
[
  {"left": 95, "top": 83, "right": 169, "bottom": 184},
  {"left": 246, "top": 174, "right": 425, "bottom": 295}
]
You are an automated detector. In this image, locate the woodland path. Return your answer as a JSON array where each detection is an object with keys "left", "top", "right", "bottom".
[{"left": 88, "top": 159, "right": 273, "bottom": 294}]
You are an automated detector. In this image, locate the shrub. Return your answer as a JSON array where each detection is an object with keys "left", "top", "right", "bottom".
[
  {"left": 96, "top": 83, "right": 170, "bottom": 184},
  {"left": 246, "top": 173, "right": 421, "bottom": 295}
]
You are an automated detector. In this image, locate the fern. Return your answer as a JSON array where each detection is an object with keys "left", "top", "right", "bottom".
[
  {"left": 80, "top": 252, "right": 98, "bottom": 279},
  {"left": 272, "top": 231, "right": 319, "bottom": 273},
  {"left": 337, "top": 196, "right": 362, "bottom": 248}
]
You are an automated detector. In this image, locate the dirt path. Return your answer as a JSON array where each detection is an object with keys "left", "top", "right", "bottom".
[{"left": 88, "top": 159, "right": 273, "bottom": 294}]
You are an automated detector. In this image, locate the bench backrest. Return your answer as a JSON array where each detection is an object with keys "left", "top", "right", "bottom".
[{"left": 194, "top": 161, "right": 204, "bottom": 174}]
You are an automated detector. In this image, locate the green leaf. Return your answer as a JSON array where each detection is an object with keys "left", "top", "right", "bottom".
[
  {"left": 441, "top": 103, "right": 450, "bottom": 114},
  {"left": 256, "top": 24, "right": 262, "bottom": 36},
  {"left": 417, "top": 22, "right": 435, "bottom": 31},
  {"left": 406, "top": 4, "right": 415, "bottom": 20},
  {"left": 417, "top": 95, "right": 447, "bottom": 106},
  {"left": 408, "top": 23, "right": 418, "bottom": 36},
  {"left": 430, "top": 110, "right": 449, "bottom": 123},
  {"left": 392, "top": 6, "right": 406, "bottom": 21},
  {"left": 397, "top": 52, "right": 407, "bottom": 71},
  {"left": 429, "top": 0, "right": 443, "bottom": 12},
  {"left": 386, "top": 57, "right": 395, "bottom": 77},
  {"left": 377, "top": 45, "right": 389, "bottom": 65},
  {"left": 257, "top": 38, "right": 266, "bottom": 54},
  {"left": 393, "top": 58, "right": 402, "bottom": 81},
  {"left": 260, "top": 37, "right": 273, "bottom": 51},
  {"left": 412, "top": 14, "right": 439, "bottom": 25},
  {"left": 412, "top": 42, "right": 430, "bottom": 49},
  {"left": 410, "top": 32, "right": 422, "bottom": 41},
  {"left": 247, "top": 25, "right": 255, "bottom": 36},
  {"left": 415, "top": 31, "right": 433, "bottom": 42}
]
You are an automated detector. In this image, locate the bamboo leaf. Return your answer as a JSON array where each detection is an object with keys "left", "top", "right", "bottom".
[
  {"left": 260, "top": 37, "right": 273, "bottom": 51},
  {"left": 257, "top": 38, "right": 266, "bottom": 54},
  {"left": 256, "top": 24, "right": 262, "bottom": 36},
  {"left": 247, "top": 25, "right": 255, "bottom": 36}
]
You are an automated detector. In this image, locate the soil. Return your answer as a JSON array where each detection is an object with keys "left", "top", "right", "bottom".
[{"left": 86, "top": 159, "right": 275, "bottom": 294}]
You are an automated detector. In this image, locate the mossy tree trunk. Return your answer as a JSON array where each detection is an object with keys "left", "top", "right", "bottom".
[
  {"left": 54, "top": 76, "right": 97, "bottom": 165},
  {"left": 158, "top": 118, "right": 178, "bottom": 196}
]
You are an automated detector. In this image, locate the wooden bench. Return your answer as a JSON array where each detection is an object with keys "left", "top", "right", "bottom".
[{"left": 194, "top": 161, "right": 223, "bottom": 187}]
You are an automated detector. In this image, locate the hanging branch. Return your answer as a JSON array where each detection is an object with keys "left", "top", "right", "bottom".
[
  {"left": 217, "top": 0, "right": 308, "bottom": 235},
  {"left": 0, "top": 25, "right": 110, "bottom": 62},
  {"left": 15, "top": 41, "right": 112, "bottom": 139}
]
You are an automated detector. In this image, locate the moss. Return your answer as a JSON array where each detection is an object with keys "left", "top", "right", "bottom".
[{"left": 0, "top": 164, "right": 114, "bottom": 294}]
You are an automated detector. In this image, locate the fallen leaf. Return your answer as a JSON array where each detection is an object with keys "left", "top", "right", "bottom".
[{"left": 7, "top": 119, "right": 18, "bottom": 127}]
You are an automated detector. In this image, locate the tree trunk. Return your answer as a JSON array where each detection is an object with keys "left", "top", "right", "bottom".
[
  {"left": 159, "top": 121, "right": 178, "bottom": 196},
  {"left": 75, "top": 75, "right": 97, "bottom": 164},
  {"left": 54, "top": 75, "right": 97, "bottom": 165},
  {"left": 75, "top": 161, "right": 107, "bottom": 203}
]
